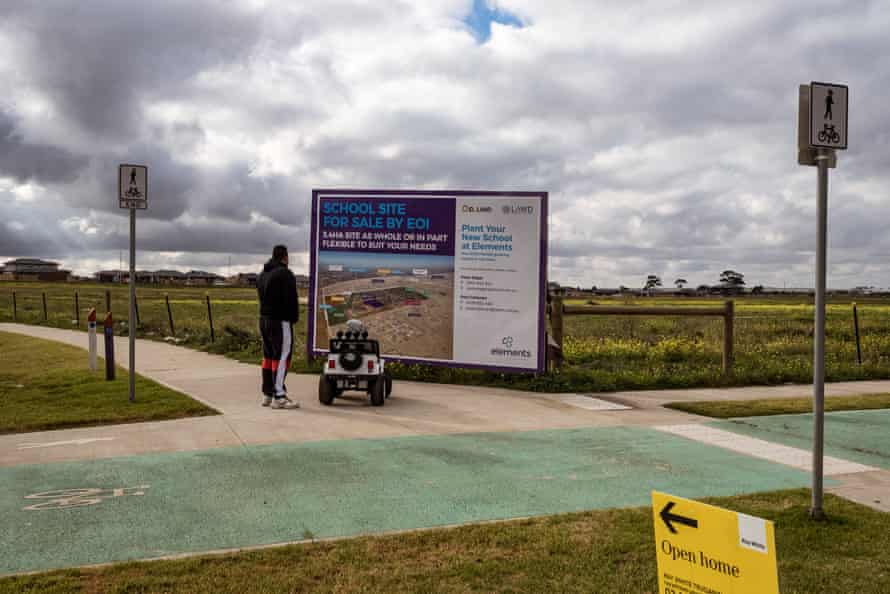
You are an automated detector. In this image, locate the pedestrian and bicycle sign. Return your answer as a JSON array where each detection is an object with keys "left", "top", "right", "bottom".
[
  {"left": 652, "top": 491, "right": 779, "bottom": 594},
  {"left": 119, "top": 164, "right": 148, "bottom": 209},
  {"left": 117, "top": 163, "right": 147, "bottom": 403},
  {"left": 809, "top": 82, "right": 848, "bottom": 150}
]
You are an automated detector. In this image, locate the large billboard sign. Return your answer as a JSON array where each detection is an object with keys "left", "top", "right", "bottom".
[{"left": 309, "top": 189, "right": 548, "bottom": 373}]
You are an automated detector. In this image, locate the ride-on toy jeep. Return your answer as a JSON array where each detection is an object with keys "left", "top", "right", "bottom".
[{"left": 319, "top": 322, "right": 392, "bottom": 406}]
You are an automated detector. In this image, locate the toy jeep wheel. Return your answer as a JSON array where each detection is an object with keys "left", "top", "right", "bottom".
[
  {"left": 318, "top": 375, "right": 336, "bottom": 405},
  {"left": 370, "top": 377, "right": 385, "bottom": 407}
]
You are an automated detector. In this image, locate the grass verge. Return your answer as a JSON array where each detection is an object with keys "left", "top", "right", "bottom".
[
  {"left": 0, "top": 331, "right": 217, "bottom": 434},
  {"left": 0, "top": 490, "right": 887, "bottom": 593},
  {"left": 8, "top": 284, "right": 890, "bottom": 395},
  {"left": 664, "top": 393, "right": 890, "bottom": 418}
]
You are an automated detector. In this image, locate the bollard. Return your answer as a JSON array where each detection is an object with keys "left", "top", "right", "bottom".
[
  {"left": 11, "top": 291, "right": 16, "bottom": 321},
  {"left": 165, "top": 293, "right": 175, "bottom": 336},
  {"left": 75, "top": 292, "right": 80, "bottom": 326},
  {"left": 104, "top": 312, "right": 115, "bottom": 381},
  {"left": 88, "top": 308, "right": 97, "bottom": 371},
  {"left": 206, "top": 294, "right": 215, "bottom": 342},
  {"left": 42, "top": 292, "right": 48, "bottom": 321}
]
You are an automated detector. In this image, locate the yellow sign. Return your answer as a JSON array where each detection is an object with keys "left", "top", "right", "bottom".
[{"left": 652, "top": 491, "right": 779, "bottom": 594}]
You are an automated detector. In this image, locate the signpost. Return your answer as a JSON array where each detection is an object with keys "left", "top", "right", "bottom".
[
  {"left": 652, "top": 491, "right": 779, "bottom": 594},
  {"left": 308, "top": 189, "right": 548, "bottom": 373},
  {"left": 119, "top": 164, "right": 148, "bottom": 403},
  {"left": 799, "top": 82, "right": 848, "bottom": 519}
]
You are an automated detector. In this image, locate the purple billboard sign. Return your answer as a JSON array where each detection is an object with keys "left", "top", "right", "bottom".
[{"left": 318, "top": 196, "right": 455, "bottom": 256}]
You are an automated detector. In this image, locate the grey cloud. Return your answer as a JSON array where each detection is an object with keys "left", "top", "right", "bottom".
[
  {"left": 1, "top": 0, "right": 266, "bottom": 139},
  {"left": 0, "top": 111, "right": 88, "bottom": 183},
  {"left": 2, "top": 1, "right": 890, "bottom": 288}
]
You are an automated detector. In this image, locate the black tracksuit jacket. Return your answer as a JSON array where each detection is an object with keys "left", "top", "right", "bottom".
[{"left": 257, "top": 259, "right": 299, "bottom": 323}]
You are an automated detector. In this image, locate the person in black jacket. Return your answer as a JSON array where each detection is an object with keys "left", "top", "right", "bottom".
[{"left": 257, "top": 245, "right": 300, "bottom": 409}]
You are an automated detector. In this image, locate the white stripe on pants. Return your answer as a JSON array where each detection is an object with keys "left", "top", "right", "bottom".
[{"left": 275, "top": 321, "right": 292, "bottom": 396}]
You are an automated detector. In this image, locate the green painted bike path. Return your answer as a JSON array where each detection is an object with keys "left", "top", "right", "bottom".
[
  {"left": 1, "top": 426, "right": 814, "bottom": 575},
  {"left": 711, "top": 409, "right": 890, "bottom": 470}
]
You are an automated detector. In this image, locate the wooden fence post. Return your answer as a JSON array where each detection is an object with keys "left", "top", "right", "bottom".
[
  {"left": 42, "top": 292, "right": 48, "bottom": 321},
  {"left": 12, "top": 291, "right": 17, "bottom": 321},
  {"left": 551, "top": 293, "right": 564, "bottom": 353},
  {"left": 853, "top": 302, "right": 862, "bottom": 365},
  {"left": 134, "top": 292, "right": 141, "bottom": 328},
  {"left": 105, "top": 290, "right": 112, "bottom": 316},
  {"left": 75, "top": 291, "right": 80, "bottom": 326},
  {"left": 165, "top": 293, "right": 176, "bottom": 337},
  {"left": 206, "top": 294, "right": 215, "bottom": 342},
  {"left": 723, "top": 300, "right": 735, "bottom": 375}
]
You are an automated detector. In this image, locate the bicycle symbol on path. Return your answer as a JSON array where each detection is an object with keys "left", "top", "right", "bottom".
[{"left": 22, "top": 486, "right": 150, "bottom": 511}]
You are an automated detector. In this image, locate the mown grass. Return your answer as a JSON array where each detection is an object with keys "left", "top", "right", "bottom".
[
  {"left": 665, "top": 393, "right": 890, "bottom": 418},
  {"left": 0, "top": 331, "right": 217, "bottom": 434},
  {"left": 2, "top": 282, "right": 890, "bottom": 394},
  {"left": 1, "top": 490, "right": 887, "bottom": 593}
]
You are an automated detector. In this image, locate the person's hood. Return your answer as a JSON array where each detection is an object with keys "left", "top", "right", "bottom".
[{"left": 263, "top": 259, "right": 285, "bottom": 272}]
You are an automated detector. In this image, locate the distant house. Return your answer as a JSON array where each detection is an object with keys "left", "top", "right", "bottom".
[
  {"left": 1, "top": 258, "right": 71, "bottom": 281},
  {"left": 153, "top": 270, "right": 187, "bottom": 284},
  {"left": 95, "top": 270, "right": 125, "bottom": 283},
  {"left": 294, "top": 274, "right": 310, "bottom": 290},
  {"left": 231, "top": 272, "right": 258, "bottom": 287},
  {"left": 185, "top": 270, "right": 225, "bottom": 286}
]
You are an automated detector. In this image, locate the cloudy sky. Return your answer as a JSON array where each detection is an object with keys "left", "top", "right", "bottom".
[{"left": 1, "top": 0, "right": 888, "bottom": 288}]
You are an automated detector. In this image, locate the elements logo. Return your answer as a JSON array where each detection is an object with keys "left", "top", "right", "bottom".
[{"left": 491, "top": 336, "right": 531, "bottom": 358}]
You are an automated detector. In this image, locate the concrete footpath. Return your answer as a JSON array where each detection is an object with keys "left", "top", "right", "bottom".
[
  {"left": 4, "top": 322, "right": 890, "bottom": 467},
  {"left": 1, "top": 323, "right": 888, "bottom": 575}
]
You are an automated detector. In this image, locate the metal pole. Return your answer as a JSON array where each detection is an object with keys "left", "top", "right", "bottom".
[
  {"left": 42, "top": 292, "right": 48, "bottom": 321},
  {"left": 75, "top": 291, "right": 80, "bottom": 326},
  {"left": 12, "top": 291, "right": 17, "bottom": 321},
  {"left": 811, "top": 148, "right": 831, "bottom": 520},
  {"left": 128, "top": 208, "right": 136, "bottom": 403}
]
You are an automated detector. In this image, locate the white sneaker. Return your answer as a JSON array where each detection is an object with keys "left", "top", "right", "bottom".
[
  {"left": 262, "top": 396, "right": 273, "bottom": 407},
  {"left": 272, "top": 397, "right": 300, "bottom": 409}
]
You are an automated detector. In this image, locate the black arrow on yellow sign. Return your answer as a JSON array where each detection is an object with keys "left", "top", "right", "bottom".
[{"left": 660, "top": 501, "right": 698, "bottom": 534}]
